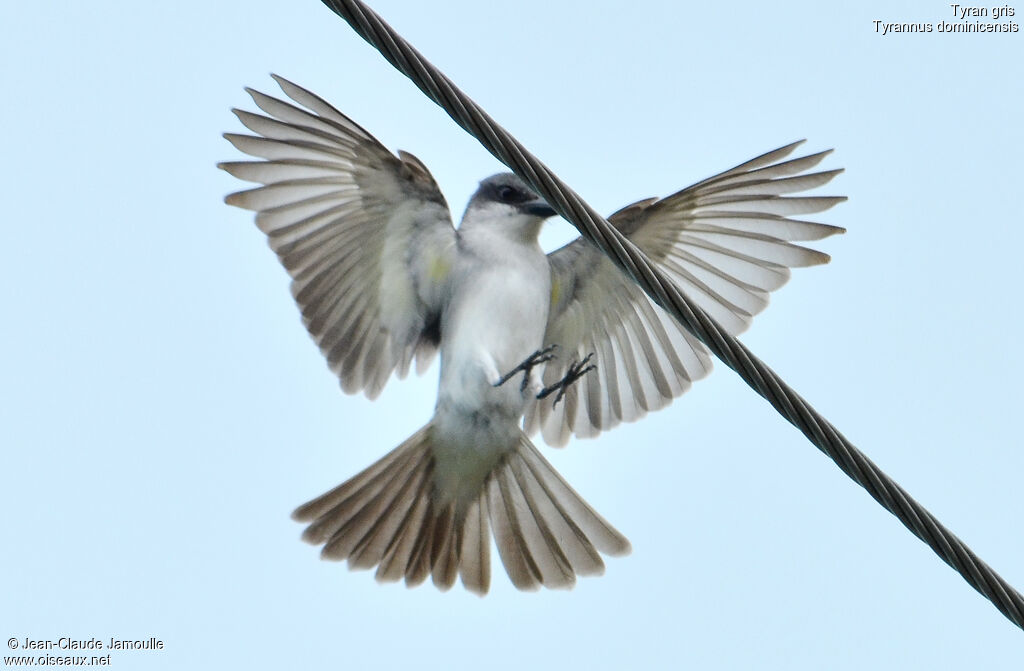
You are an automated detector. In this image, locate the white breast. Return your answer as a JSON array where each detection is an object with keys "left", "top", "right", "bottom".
[{"left": 428, "top": 221, "right": 552, "bottom": 507}]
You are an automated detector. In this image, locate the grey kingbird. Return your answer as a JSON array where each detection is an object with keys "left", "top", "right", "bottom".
[{"left": 219, "top": 75, "right": 845, "bottom": 595}]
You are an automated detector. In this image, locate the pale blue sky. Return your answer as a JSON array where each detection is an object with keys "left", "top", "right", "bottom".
[{"left": 3, "top": 1, "right": 1022, "bottom": 668}]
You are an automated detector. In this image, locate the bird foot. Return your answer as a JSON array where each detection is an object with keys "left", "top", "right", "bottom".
[
  {"left": 536, "top": 353, "right": 596, "bottom": 408},
  {"left": 494, "top": 345, "right": 559, "bottom": 391}
]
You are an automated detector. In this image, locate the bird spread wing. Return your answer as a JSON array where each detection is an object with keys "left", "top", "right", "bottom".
[
  {"left": 220, "top": 75, "right": 457, "bottom": 399},
  {"left": 524, "top": 141, "right": 846, "bottom": 446}
]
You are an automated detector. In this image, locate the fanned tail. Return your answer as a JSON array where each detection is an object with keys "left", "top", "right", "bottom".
[{"left": 292, "top": 423, "right": 630, "bottom": 595}]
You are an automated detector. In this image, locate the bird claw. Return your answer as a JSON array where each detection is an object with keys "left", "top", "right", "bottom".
[
  {"left": 537, "top": 353, "right": 597, "bottom": 408},
  {"left": 494, "top": 344, "right": 559, "bottom": 390}
]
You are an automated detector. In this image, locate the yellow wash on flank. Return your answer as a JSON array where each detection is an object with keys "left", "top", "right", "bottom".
[
  {"left": 429, "top": 253, "right": 451, "bottom": 283},
  {"left": 549, "top": 276, "right": 560, "bottom": 310}
]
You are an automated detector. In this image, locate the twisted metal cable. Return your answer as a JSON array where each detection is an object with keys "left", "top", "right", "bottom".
[{"left": 319, "top": 0, "right": 1024, "bottom": 630}]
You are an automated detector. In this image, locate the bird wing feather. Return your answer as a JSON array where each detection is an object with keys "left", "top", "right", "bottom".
[
  {"left": 524, "top": 141, "right": 846, "bottom": 445},
  {"left": 220, "top": 75, "right": 456, "bottom": 399}
]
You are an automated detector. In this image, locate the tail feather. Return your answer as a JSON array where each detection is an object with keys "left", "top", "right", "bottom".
[
  {"left": 292, "top": 426, "right": 426, "bottom": 523},
  {"left": 347, "top": 456, "right": 431, "bottom": 569},
  {"left": 292, "top": 422, "right": 629, "bottom": 595},
  {"left": 508, "top": 452, "right": 604, "bottom": 576},
  {"left": 430, "top": 505, "right": 459, "bottom": 590},
  {"left": 516, "top": 439, "right": 632, "bottom": 557},
  {"left": 458, "top": 497, "right": 490, "bottom": 594},
  {"left": 507, "top": 451, "right": 598, "bottom": 577},
  {"left": 404, "top": 504, "right": 439, "bottom": 586},
  {"left": 487, "top": 472, "right": 544, "bottom": 590},
  {"left": 506, "top": 462, "right": 578, "bottom": 589},
  {"left": 375, "top": 486, "right": 431, "bottom": 584},
  {"left": 315, "top": 443, "right": 424, "bottom": 557}
]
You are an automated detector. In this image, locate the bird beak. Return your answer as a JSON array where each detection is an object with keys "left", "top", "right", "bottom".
[{"left": 523, "top": 198, "right": 557, "bottom": 219}]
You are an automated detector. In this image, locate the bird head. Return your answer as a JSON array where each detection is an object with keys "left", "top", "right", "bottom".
[{"left": 460, "top": 173, "right": 557, "bottom": 241}]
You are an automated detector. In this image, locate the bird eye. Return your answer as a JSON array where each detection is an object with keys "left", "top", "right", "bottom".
[{"left": 498, "top": 185, "right": 517, "bottom": 202}]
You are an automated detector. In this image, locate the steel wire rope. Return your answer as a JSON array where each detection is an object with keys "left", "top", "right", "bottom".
[{"left": 318, "top": 0, "right": 1024, "bottom": 630}]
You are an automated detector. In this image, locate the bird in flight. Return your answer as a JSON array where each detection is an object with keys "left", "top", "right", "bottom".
[{"left": 219, "top": 75, "right": 845, "bottom": 595}]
